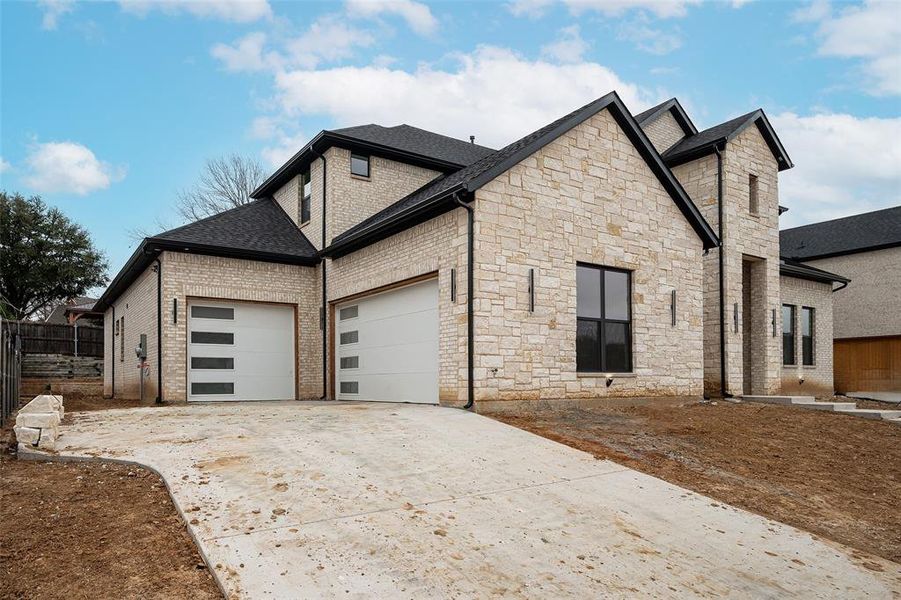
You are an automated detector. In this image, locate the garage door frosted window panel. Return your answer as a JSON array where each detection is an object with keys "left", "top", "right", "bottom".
[
  {"left": 188, "top": 301, "right": 294, "bottom": 401},
  {"left": 336, "top": 279, "right": 438, "bottom": 403}
]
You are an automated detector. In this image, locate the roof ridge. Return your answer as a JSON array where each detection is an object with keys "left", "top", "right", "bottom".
[{"left": 150, "top": 197, "right": 265, "bottom": 240}]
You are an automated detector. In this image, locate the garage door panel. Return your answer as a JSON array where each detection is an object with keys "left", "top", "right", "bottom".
[
  {"left": 336, "top": 279, "right": 438, "bottom": 404},
  {"left": 188, "top": 300, "right": 295, "bottom": 402}
]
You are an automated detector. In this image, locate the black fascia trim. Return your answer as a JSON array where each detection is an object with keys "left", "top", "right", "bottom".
[
  {"left": 780, "top": 259, "right": 850, "bottom": 284},
  {"left": 94, "top": 241, "right": 158, "bottom": 312},
  {"left": 323, "top": 189, "right": 465, "bottom": 259},
  {"left": 636, "top": 99, "right": 698, "bottom": 136},
  {"left": 252, "top": 131, "right": 468, "bottom": 199}
]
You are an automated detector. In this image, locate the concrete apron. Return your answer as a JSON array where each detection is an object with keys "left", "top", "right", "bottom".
[{"left": 29, "top": 401, "right": 900, "bottom": 599}]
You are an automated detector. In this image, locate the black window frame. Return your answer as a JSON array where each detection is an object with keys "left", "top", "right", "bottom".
[
  {"left": 801, "top": 306, "right": 814, "bottom": 366},
  {"left": 350, "top": 153, "right": 370, "bottom": 178},
  {"left": 300, "top": 169, "right": 311, "bottom": 225},
  {"left": 576, "top": 263, "right": 632, "bottom": 373},
  {"left": 782, "top": 304, "right": 796, "bottom": 366}
]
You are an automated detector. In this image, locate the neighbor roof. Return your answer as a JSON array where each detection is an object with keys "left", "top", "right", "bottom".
[
  {"left": 780, "top": 257, "right": 850, "bottom": 285},
  {"left": 324, "top": 91, "right": 719, "bottom": 258},
  {"left": 95, "top": 198, "right": 318, "bottom": 312},
  {"left": 663, "top": 109, "right": 793, "bottom": 171},
  {"left": 634, "top": 98, "right": 698, "bottom": 137},
  {"left": 780, "top": 205, "right": 901, "bottom": 261},
  {"left": 252, "top": 125, "right": 495, "bottom": 200}
]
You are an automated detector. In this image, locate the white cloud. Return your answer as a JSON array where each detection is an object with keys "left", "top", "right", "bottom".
[
  {"left": 508, "top": 0, "right": 702, "bottom": 19},
  {"left": 617, "top": 16, "right": 682, "bottom": 54},
  {"left": 774, "top": 112, "right": 901, "bottom": 226},
  {"left": 540, "top": 25, "right": 589, "bottom": 63},
  {"left": 345, "top": 0, "right": 437, "bottom": 35},
  {"left": 210, "top": 16, "right": 374, "bottom": 72},
  {"left": 261, "top": 131, "right": 308, "bottom": 168},
  {"left": 119, "top": 0, "right": 272, "bottom": 22},
  {"left": 801, "top": 1, "right": 901, "bottom": 96},
  {"left": 270, "top": 46, "right": 654, "bottom": 149},
  {"left": 0, "top": 157, "right": 11, "bottom": 173},
  {"left": 23, "top": 141, "right": 125, "bottom": 195},
  {"left": 37, "top": 0, "right": 75, "bottom": 30}
]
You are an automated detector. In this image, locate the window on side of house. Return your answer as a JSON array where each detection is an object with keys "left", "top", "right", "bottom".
[
  {"left": 350, "top": 154, "right": 370, "bottom": 178},
  {"left": 300, "top": 169, "right": 312, "bottom": 225},
  {"left": 576, "top": 264, "right": 632, "bottom": 373},
  {"left": 782, "top": 304, "right": 795, "bottom": 365},
  {"left": 801, "top": 307, "right": 814, "bottom": 366},
  {"left": 749, "top": 174, "right": 759, "bottom": 215}
]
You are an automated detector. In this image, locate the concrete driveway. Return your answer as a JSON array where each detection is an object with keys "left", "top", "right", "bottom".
[{"left": 49, "top": 402, "right": 898, "bottom": 599}]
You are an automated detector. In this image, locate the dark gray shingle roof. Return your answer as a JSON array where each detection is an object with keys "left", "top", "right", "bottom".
[
  {"left": 780, "top": 206, "right": 901, "bottom": 260},
  {"left": 151, "top": 197, "right": 318, "bottom": 261},
  {"left": 330, "top": 124, "right": 495, "bottom": 167}
]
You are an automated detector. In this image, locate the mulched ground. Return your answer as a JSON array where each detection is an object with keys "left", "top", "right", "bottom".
[
  {"left": 487, "top": 399, "right": 901, "bottom": 565},
  {"left": 0, "top": 401, "right": 221, "bottom": 600}
]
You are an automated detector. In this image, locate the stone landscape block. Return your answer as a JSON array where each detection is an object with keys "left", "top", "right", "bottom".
[{"left": 14, "top": 426, "right": 41, "bottom": 445}]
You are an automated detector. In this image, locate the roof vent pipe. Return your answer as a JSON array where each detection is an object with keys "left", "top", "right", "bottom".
[{"left": 469, "top": 135, "right": 475, "bottom": 145}]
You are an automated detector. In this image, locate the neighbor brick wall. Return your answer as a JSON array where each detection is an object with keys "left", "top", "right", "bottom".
[
  {"left": 642, "top": 110, "right": 686, "bottom": 154},
  {"left": 780, "top": 275, "right": 834, "bottom": 397},
  {"left": 102, "top": 266, "right": 160, "bottom": 400},
  {"left": 328, "top": 210, "right": 469, "bottom": 403},
  {"left": 805, "top": 246, "right": 901, "bottom": 339},
  {"left": 159, "top": 252, "right": 322, "bottom": 402},
  {"left": 471, "top": 107, "right": 705, "bottom": 404}
]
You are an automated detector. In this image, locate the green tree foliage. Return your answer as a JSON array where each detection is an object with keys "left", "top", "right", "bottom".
[{"left": 0, "top": 192, "right": 108, "bottom": 320}]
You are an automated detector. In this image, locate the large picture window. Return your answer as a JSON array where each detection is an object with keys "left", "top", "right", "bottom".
[
  {"left": 782, "top": 304, "right": 795, "bottom": 366},
  {"left": 576, "top": 264, "right": 632, "bottom": 373},
  {"left": 801, "top": 307, "right": 814, "bottom": 366}
]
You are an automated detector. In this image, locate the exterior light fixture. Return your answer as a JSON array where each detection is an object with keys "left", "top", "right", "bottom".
[
  {"left": 605, "top": 375, "right": 614, "bottom": 387},
  {"left": 451, "top": 268, "right": 457, "bottom": 302},
  {"left": 528, "top": 268, "right": 535, "bottom": 313}
]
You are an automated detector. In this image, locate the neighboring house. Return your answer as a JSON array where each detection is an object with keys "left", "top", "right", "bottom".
[
  {"left": 781, "top": 207, "right": 901, "bottom": 393},
  {"left": 96, "top": 91, "right": 846, "bottom": 406},
  {"left": 45, "top": 297, "right": 101, "bottom": 325}
]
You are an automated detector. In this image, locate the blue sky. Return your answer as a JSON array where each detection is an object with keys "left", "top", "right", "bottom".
[{"left": 1, "top": 0, "right": 899, "bottom": 286}]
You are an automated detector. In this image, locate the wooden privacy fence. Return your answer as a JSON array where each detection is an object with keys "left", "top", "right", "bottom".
[
  {"left": 15, "top": 321, "right": 104, "bottom": 357},
  {"left": 0, "top": 318, "right": 22, "bottom": 426}
]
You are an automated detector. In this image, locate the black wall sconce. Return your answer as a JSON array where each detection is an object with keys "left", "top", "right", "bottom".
[
  {"left": 173, "top": 298, "right": 178, "bottom": 324},
  {"left": 450, "top": 268, "right": 457, "bottom": 303},
  {"left": 734, "top": 302, "right": 739, "bottom": 333},
  {"left": 771, "top": 308, "right": 776, "bottom": 337},
  {"left": 670, "top": 290, "right": 677, "bottom": 327},
  {"left": 528, "top": 268, "right": 535, "bottom": 313}
]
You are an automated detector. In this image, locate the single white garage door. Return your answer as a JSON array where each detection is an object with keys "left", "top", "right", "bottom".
[
  {"left": 187, "top": 300, "right": 295, "bottom": 402},
  {"left": 335, "top": 278, "right": 438, "bottom": 404}
]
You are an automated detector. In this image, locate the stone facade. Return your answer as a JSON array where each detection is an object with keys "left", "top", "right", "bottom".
[
  {"left": 805, "top": 246, "right": 901, "bottom": 339},
  {"left": 779, "top": 275, "right": 834, "bottom": 396},
  {"left": 671, "top": 125, "right": 782, "bottom": 397},
  {"left": 471, "top": 108, "right": 705, "bottom": 405},
  {"left": 643, "top": 109, "right": 686, "bottom": 154}
]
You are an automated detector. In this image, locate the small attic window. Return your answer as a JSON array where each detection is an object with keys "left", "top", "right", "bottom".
[
  {"left": 351, "top": 154, "right": 370, "bottom": 178},
  {"left": 749, "top": 174, "right": 759, "bottom": 215}
]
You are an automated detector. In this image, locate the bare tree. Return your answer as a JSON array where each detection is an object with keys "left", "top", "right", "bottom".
[{"left": 175, "top": 154, "right": 266, "bottom": 222}]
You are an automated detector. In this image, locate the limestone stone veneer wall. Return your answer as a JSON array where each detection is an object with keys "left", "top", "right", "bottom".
[
  {"left": 643, "top": 110, "right": 686, "bottom": 154},
  {"left": 471, "top": 108, "right": 705, "bottom": 404},
  {"left": 780, "top": 275, "right": 834, "bottom": 397}
]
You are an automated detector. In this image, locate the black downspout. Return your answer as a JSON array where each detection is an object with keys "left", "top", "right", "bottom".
[
  {"left": 454, "top": 193, "right": 475, "bottom": 410},
  {"left": 111, "top": 305, "right": 115, "bottom": 398},
  {"left": 715, "top": 146, "right": 731, "bottom": 398},
  {"left": 154, "top": 257, "right": 162, "bottom": 404}
]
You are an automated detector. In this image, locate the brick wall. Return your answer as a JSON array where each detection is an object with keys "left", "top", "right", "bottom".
[
  {"left": 780, "top": 275, "right": 834, "bottom": 396},
  {"left": 642, "top": 110, "right": 686, "bottom": 154},
  {"left": 805, "top": 246, "right": 901, "bottom": 339},
  {"left": 102, "top": 266, "right": 160, "bottom": 400},
  {"left": 472, "top": 107, "right": 705, "bottom": 404},
  {"left": 328, "top": 210, "right": 469, "bottom": 403},
  {"left": 273, "top": 175, "right": 300, "bottom": 225}
]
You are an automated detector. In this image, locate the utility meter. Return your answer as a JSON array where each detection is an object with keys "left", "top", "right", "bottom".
[{"left": 135, "top": 334, "right": 147, "bottom": 360}]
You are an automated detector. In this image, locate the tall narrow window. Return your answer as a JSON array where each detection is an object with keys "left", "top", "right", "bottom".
[
  {"left": 782, "top": 304, "right": 795, "bottom": 366},
  {"left": 801, "top": 307, "right": 814, "bottom": 366},
  {"left": 749, "top": 174, "right": 759, "bottom": 215},
  {"left": 576, "top": 264, "right": 632, "bottom": 373},
  {"left": 300, "top": 169, "right": 311, "bottom": 224},
  {"left": 119, "top": 316, "right": 125, "bottom": 362},
  {"left": 350, "top": 154, "right": 370, "bottom": 178}
]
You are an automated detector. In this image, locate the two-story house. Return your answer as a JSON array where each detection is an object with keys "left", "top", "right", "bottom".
[{"left": 97, "top": 91, "right": 847, "bottom": 409}]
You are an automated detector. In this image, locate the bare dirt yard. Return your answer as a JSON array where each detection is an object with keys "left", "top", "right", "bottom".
[
  {"left": 0, "top": 398, "right": 221, "bottom": 600},
  {"left": 488, "top": 400, "right": 901, "bottom": 565}
]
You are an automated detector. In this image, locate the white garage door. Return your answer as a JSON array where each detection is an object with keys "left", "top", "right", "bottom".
[
  {"left": 335, "top": 278, "right": 438, "bottom": 404},
  {"left": 187, "top": 300, "right": 295, "bottom": 402}
]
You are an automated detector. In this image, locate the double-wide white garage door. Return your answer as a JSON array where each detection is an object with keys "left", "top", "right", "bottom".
[
  {"left": 335, "top": 278, "right": 438, "bottom": 404},
  {"left": 187, "top": 300, "right": 295, "bottom": 402}
]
